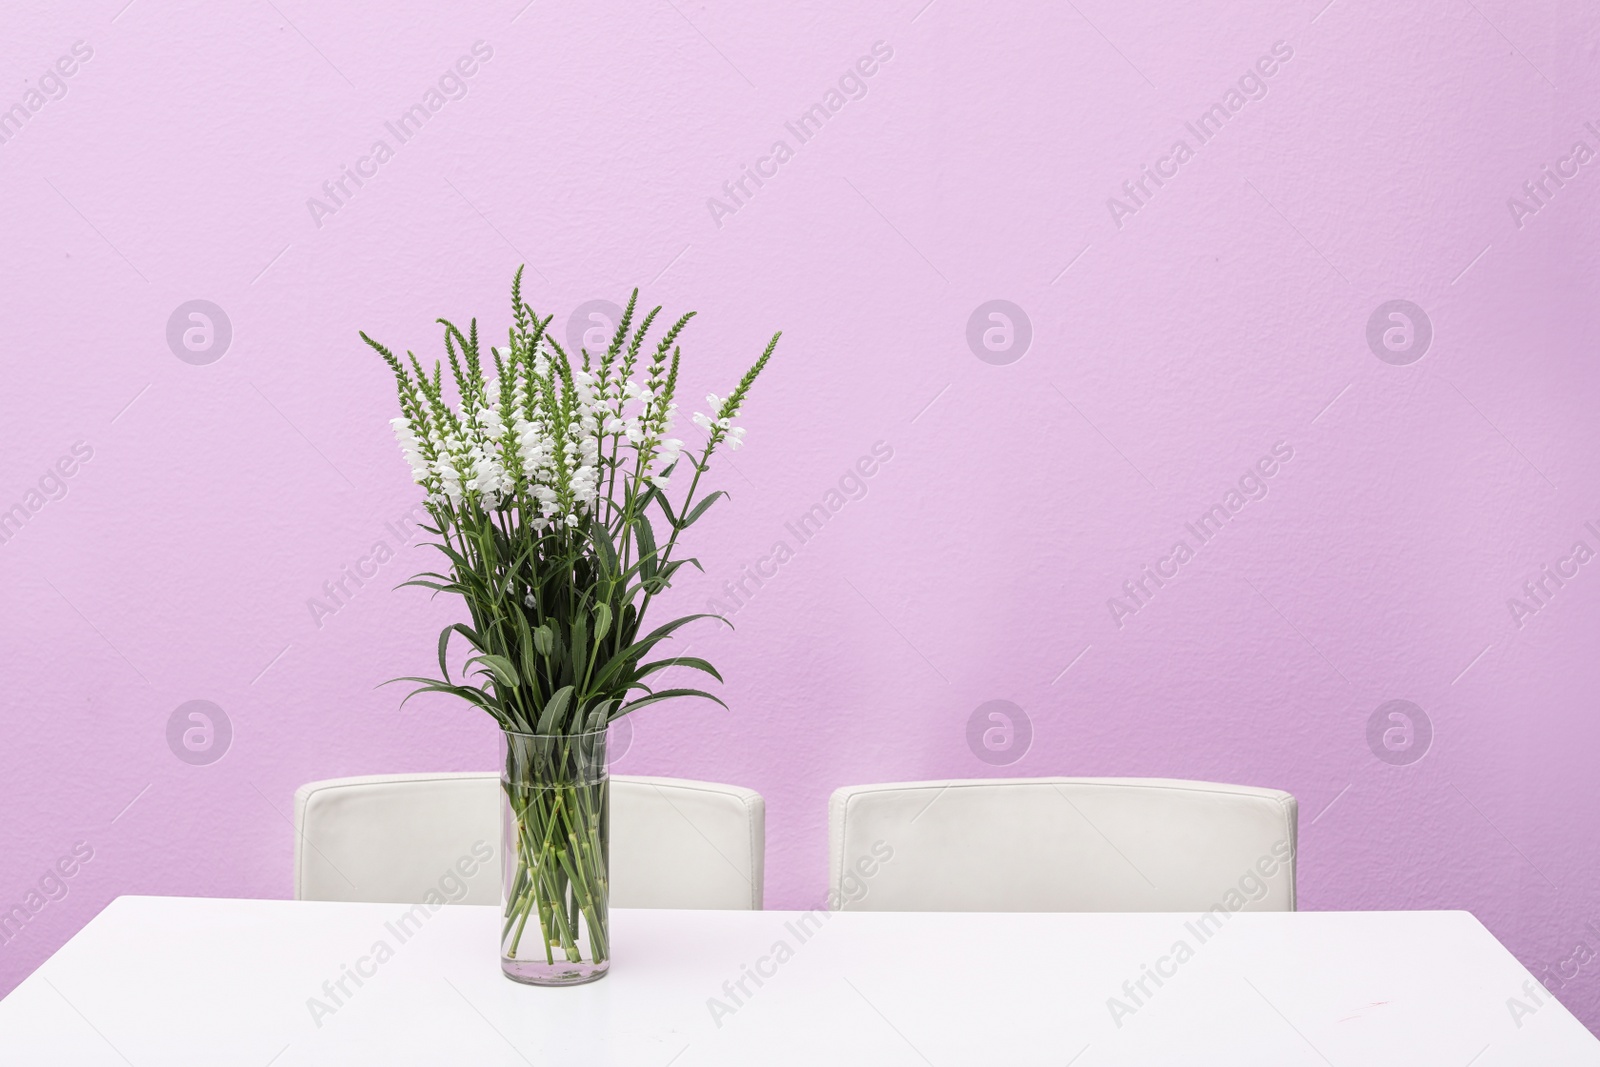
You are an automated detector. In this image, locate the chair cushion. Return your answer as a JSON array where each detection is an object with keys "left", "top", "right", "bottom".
[
  {"left": 294, "top": 772, "right": 764, "bottom": 910},
  {"left": 828, "top": 777, "right": 1297, "bottom": 912},
  {"left": 294, "top": 773, "right": 500, "bottom": 905}
]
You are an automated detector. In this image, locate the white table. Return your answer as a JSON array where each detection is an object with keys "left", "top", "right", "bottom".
[{"left": 1, "top": 897, "right": 1594, "bottom": 1065}]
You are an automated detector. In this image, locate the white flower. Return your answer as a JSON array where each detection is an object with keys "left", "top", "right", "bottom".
[
  {"left": 465, "top": 443, "right": 509, "bottom": 502},
  {"left": 531, "top": 483, "right": 559, "bottom": 519},
  {"left": 513, "top": 415, "right": 554, "bottom": 475},
  {"left": 382, "top": 296, "right": 774, "bottom": 547},
  {"left": 390, "top": 417, "right": 433, "bottom": 487},
  {"left": 430, "top": 432, "right": 469, "bottom": 506},
  {"left": 474, "top": 404, "right": 505, "bottom": 442}
]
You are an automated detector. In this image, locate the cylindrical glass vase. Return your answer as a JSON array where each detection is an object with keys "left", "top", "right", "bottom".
[{"left": 499, "top": 727, "right": 609, "bottom": 985}]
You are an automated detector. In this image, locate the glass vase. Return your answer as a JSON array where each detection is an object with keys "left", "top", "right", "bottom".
[{"left": 500, "top": 727, "right": 609, "bottom": 985}]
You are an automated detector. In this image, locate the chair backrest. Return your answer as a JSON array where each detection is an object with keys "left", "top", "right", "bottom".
[
  {"left": 828, "top": 777, "right": 1296, "bottom": 912},
  {"left": 294, "top": 772, "right": 764, "bottom": 909}
]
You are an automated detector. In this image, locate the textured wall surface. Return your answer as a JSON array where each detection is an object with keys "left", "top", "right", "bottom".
[{"left": 4, "top": 0, "right": 1600, "bottom": 1036}]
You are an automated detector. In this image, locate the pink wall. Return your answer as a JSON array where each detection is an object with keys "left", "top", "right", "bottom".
[{"left": 5, "top": 0, "right": 1600, "bottom": 1029}]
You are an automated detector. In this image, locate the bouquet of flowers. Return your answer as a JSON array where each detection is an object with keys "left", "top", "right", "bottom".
[{"left": 362, "top": 267, "right": 777, "bottom": 983}]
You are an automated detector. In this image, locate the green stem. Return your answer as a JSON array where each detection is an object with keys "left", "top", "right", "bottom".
[{"left": 502, "top": 764, "right": 609, "bottom": 968}]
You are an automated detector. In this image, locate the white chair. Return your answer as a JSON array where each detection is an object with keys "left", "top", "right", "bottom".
[
  {"left": 294, "top": 773, "right": 764, "bottom": 909},
  {"left": 828, "top": 777, "right": 1297, "bottom": 912}
]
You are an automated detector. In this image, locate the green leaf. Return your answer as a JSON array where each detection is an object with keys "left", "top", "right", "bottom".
[
  {"left": 588, "top": 518, "right": 620, "bottom": 577},
  {"left": 546, "top": 619, "right": 567, "bottom": 675},
  {"left": 437, "top": 626, "right": 454, "bottom": 683},
  {"left": 398, "top": 579, "right": 457, "bottom": 595},
  {"left": 679, "top": 490, "right": 726, "bottom": 530},
  {"left": 636, "top": 611, "right": 718, "bottom": 647},
  {"left": 436, "top": 623, "right": 484, "bottom": 686},
  {"left": 382, "top": 674, "right": 487, "bottom": 699},
  {"left": 393, "top": 680, "right": 496, "bottom": 715},
  {"left": 571, "top": 613, "right": 588, "bottom": 685},
  {"left": 652, "top": 487, "right": 679, "bottom": 528},
  {"left": 401, "top": 570, "right": 459, "bottom": 583},
  {"left": 516, "top": 615, "right": 538, "bottom": 693},
  {"left": 655, "top": 558, "right": 701, "bottom": 589},
  {"left": 467, "top": 654, "right": 520, "bottom": 690},
  {"left": 536, "top": 685, "right": 574, "bottom": 734},
  {"left": 619, "top": 687, "right": 728, "bottom": 715},
  {"left": 569, "top": 698, "right": 591, "bottom": 735},
  {"left": 634, "top": 656, "right": 723, "bottom": 682},
  {"left": 593, "top": 602, "right": 612, "bottom": 644},
  {"left": 586, "top": 612, "right": 719, "bottom": 692},
  {"left": 635, "top": 513, "right": 659, "bottom": 583}
]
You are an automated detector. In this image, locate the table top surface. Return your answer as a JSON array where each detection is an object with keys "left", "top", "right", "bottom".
[{"left": 0, "top": 896, "right": 1594, "bottom": 1065}]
